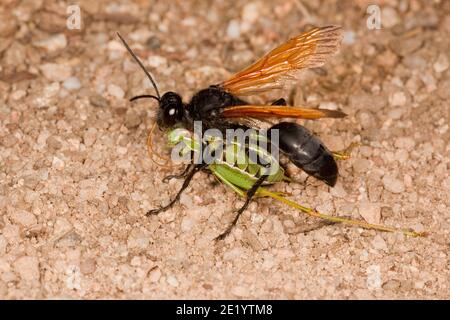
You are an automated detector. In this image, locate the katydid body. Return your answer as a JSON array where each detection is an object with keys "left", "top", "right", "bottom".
[{"left": 153, "top": 130, "right": 424, "bottom": 239}]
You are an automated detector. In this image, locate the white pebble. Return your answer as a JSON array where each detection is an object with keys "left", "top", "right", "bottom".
[
  {"left": 381, "top": 7, "right": 399, "bottom": 28},
  {"left": 63, "top": 77, "right": 81, "bottom": 90},
  {"left": 353, "top": 158, "right": 371, "bottom": 173},
  {"left": 319, "top": 101, "right": 338, "bottom": 110},
  {"left": 34, "top": 34, "right": 67, "bottom": 52},
  {"left": 231, "top": 285, "right": 249, "bottom": 297},
  {"left": 330, "top": 182, "right": 347, "bottom": 198},
  {"left": 39, "top": 63, "right": 72, "bottom": 82},
  {"left": 166, "top": 275, "right": 179, "bottom": 287},
  {"left": 10, "top": 90, "right": 26, "bottom": 100},
  {"left": 11, "top": 210, "right": 37, "bottom": 227},
  {"left": 371, "top": 235, "right": 388, "bottom": 251},
  {"left": 242, "top": 2, "right": 260, "bottom": 24},
  {"left": 148, "top": 268, "right": 161, "bottom": 283},
  {"left": 83, "top": 128, "right": 97, "bottom": 147},
  {"left": 13, "top": 256, "right": 40, "bottom": 282},
  {"left": 180, "top": 217, "right": 194, "bottom": 232},
  {"left": 52, "top": 156, "right": 65, "bottom": 170},
  {"left": 394, "top": 137, "right": 415, "bottom": 151},
  {"left": 433, "top": 53, "right": 449, "bottom": 73},
  {"left": 343, "top": 31, "right": 356, "bottom": 45},
  {"left": 227, "top": 20, "right": 241, "bottom": 39},
  {"left": 382, "top": 175, "right": 405, "bottom": 194},
  {"left": 147, "top": 55, "right": 167, "bottom": 68},
  {"left": 389, "top": 91, "right": 406, "bottom": 107},
  {"left": 387, "top": 108, "right": 404, "bottom": 120},
  {"left": 358, "top": 201, "right": 381, "bottom": 224},
  {"left": 107, "top": 84, "right": 125, "bottom": 99}
]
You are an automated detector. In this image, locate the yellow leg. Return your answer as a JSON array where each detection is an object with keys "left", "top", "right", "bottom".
[
  {"left": 259, "top": 189, "right": 426, "bottom": 237},
  {"left": 332, "top": 142, "right": 359, "bottom": 161}
]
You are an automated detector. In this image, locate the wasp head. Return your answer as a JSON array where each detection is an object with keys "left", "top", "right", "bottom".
[{"left": 157, "top": 91, "right": 184, "bottom": 128}]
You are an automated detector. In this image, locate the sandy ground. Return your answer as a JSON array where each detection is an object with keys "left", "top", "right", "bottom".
[{"left": 0, "top": 0, "right": 449, "bottom": 299}]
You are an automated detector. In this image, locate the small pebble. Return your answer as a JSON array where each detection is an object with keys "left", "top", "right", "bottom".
[
  {"left": 52, "top": 156, "right": 65, "bottom": 170},
  {"left": 181, "top": 217, "right": 194, "bottom": 232},
  {"left": 63, "top": 77, "right": 82, "bottom": 91},
  {"left": 358, "top": 112, "right": 376, "bottom": 129},
  {"left": 352, "top": 158, "right": 371, "bottom": 173},
  {"left": 343, "top": 31, "right": 356, "bottom": 45},
  {"left": 89, "top": 94, "right": 109, "bottom": 108},
  {"left": 231, "top": 285, "right": 249, "bottom": 297},
  {"left": 10, "top": 90, "right": 26, "bottom": 100},
  {"left": 13, "top": 256, "right": 40, "bottom": 282},
  {"left": 127, "top": 230, "right": 150, "bottom": 250},
  {"left": 319, "top": 101, "right": 338, "bottom": 110},
  {"left": 125, "top": 112, "right": 142, "bottom": 129},
  {"left": 0, "top": 235, "right": 6, "bottom": 255},
  {"left": 10, "top": 210, "right": 37, "bottom": 227},
  {"left": 227, "top": 20, "right": 241, "bottom": 39},
  {"left": 389, "top": 91, "right": 407, "bottom": 107},
  {"left": 2, "top": 134, "right": 18, "bottom": 148},
  {"left": 148, "top": 267, "right": 162, "bottom": 283},
  {"left": 433, "top": 53, "right": 449, "bottom": 73},
  {"left": 387, "top": 108, "right": 404, "bottom": 120},
  {"left": 330, "top": 182, "right": 347, "bottom": 198},
  {"left": 382, "top": 175, "right": 405, "bottom": 194},
  {"left": 358, "top": 201, "right": 381, "bottom": 224},
  {"left": 242, "top": 3, "right": 260, "bottom": 24},
  {"left": 107, "top": 84, "right": 125, "bottom": 99},
  {"left": 0, "top": 12, "right": 18, "bottom": 37},
  {"left": 166, "top": 275, "right": 179, "bottom": 287},
  {"left": 390, "top": 37, "right": 423, "bottom": 57},
  {"left": 394, "top": 137, "right": 415, "bottom": 151},
  {"left": 80, "top": 258, "right": 96, "bottom": 275},
  {"left": 383, "top": 279, "right": 401, "bottom": 290},
  {"left": 371, "top": 234, "right": 388, "bottom": 251},
  {"left": 39, "top": 63, "right": 72, "bottom": 82},
  {"left": 147, "top": 56, "right": 167, "bottom": 69},
  {"left": 381, "top": 7, "right": 400, "bottom": 28},
  {"left": 33, "top": 34, "right": 67, "bottom": 52},
  {"left": 437, "top": 79, "right": 450, "bottom": 100},
  {"left": 83, "top": 128, "right": 97, "bottom": 147}
]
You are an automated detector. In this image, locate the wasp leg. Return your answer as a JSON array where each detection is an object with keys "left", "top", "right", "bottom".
[
  {"left": 147, "top": 164, "right": 206, "bottom": 216},
  {"left": 332, "top": 142, "right": 359, "bottom": 161},
  {"left": 271, "top": 98, "right": 287, "bottom": 106},
  {"left": 162, "top": 164, "right": 194, "bottom": 183},
  {"left": 215, "top": 174, "right": 268, "bottom": 241}
]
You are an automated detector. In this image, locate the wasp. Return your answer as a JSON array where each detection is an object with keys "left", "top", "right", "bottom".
[{"left": 118, "top": 26, "right": 423, "bottom": 240}]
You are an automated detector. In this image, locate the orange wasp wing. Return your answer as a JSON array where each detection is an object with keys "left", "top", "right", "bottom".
[
  {"left": 220, "top": 25, "right": 342, "bottom": 96},
  {"left": 221, "top": 105, "right": 346, "bottom": 120}
]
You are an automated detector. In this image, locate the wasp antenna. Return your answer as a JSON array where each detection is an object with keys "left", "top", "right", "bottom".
[{"left": 116, "top": 32, "right": 161, "bottom": 100}]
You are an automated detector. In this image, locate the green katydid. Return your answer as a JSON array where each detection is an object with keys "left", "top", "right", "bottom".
[{"left": 164, "top": 128, "right": 425, "bottom": 240}]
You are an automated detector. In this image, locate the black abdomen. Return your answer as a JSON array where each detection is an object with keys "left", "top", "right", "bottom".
[{"left": 270, "top": 122, "right": 338, "bottom": 186}]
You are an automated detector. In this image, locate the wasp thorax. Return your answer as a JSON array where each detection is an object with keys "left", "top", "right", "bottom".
[{"left": 158, "top": 92, "right": 184, "bottom": 128}]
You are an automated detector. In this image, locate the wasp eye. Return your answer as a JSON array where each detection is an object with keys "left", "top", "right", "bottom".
[{"left": 168, "top": 108, "right": 176, "bottom": 116}]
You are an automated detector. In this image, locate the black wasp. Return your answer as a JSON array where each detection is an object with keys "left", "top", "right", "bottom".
[{"left": 116, "top": 26, "right": 399, "bottom": 240}]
